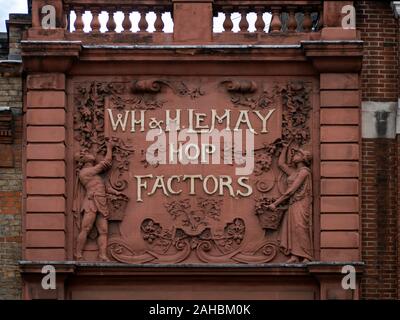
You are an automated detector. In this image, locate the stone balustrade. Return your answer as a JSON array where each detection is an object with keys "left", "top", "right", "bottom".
[
  {"left": 28, "top": 0, "right": 333, "bottom": 43},
  {"left": 213, "top": 1, "right": 322, "bottom": 34},
  {"left": 64, "top": 0, "right": 173, "bottom": 34}
]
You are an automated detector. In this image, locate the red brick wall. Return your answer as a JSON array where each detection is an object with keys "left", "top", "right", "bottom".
[
  {"left": 398, "top": 135, "right": 400, "bottom": 299},
  {"left": 0, "top": 13, "right": 29, "bottom": 300},
  {"left": 361, "top": 139, "right": 398, "bottom": 298},
  {"left": 0, "top": 76, "right": 23, "bottom": 299},
  {"left": 356, "top": 0, "right": 399, "bottom": 299},
  {"left": 356, "top": 0, "right": 399, "bottom": 101}
]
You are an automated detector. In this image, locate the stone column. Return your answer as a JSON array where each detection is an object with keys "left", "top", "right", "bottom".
[
  {"left": 304, "top": 40, "right": 363, "bottom": 299},
  {"left": 319, "top": 73, "right": 361, "bottom": 262},
  {"left": 21, "top": 7, "right": 80, "bottom": 293}
]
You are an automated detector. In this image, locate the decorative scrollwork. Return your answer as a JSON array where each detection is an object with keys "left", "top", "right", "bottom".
[
  {"left": 108, "top": 238, "right": 157, "bottom": 264},
  {"left": 220, "top": 79, "right": 275, "bottom": 109},
  {"left": 231, "top": 241, "right": 278, "bottom": 264},
  {"left": 141, "top": 218, "right": 173, "bottom": 253},
  {"left": 131, "top": 79, "right": 205, "bottom": 100},
  {"left": 107, "top": 138, "right": 134, "bottom": 192},
  {"left": 213, "top": 218, "right": 245, "bottom": 253},
  {"left": 131, "top": 79, "right": 164, "bottom": 93},
  {"left": 221, "top": 79, "right": 257, "bottom": 93},
  {"left": 109, "top": 216, "right": 247, "bottom": 264}
]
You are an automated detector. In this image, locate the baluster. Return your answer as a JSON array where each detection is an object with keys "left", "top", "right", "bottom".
[
  {"left": 303, "top": 8, "right": 312, "bottom": 32},
  {"left": 270, "top": 7, "right": 282, "bottom": 33},
  {"left": 287, "top": 7, "right": 297, "bottom": 32},
  {"left": 238, "top": 8, "right": 249, "bottom": 32},
  {"left": 90, "top": 8, "right": 101, "bottom": 33},
  {"left": 74, "top": 7, "right": 84, "bottom": 32},
  {"left": 122, "top": 7, "right": 132, "bottom": 33},
  {"left": 90, "top": 8, "right": 100, "bottom": 33},
  {"left": 138, "top": 7, "right": 148, "bottom": 32},
  {"left": 254, "top": 6, "right": 265, "bottom": 33},
  {"left": 154, "top": 8, "right": 164, "bottom": 32},
  {"left": 106, "top": 7, "right": 116, "bottom": 33},
  {"left": 222, "top": 7, "right": 233, "bottom": 32}
]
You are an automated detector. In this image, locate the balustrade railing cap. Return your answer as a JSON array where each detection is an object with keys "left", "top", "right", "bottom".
[
  {"left": 172, "top": 0, "right": 214, "bottom": 2},
  {"left": 63, "top": 0, "right": 173, "bottom": 5},
  {"left": 62, "top": 0, "right": 320, "bottom": 3}
]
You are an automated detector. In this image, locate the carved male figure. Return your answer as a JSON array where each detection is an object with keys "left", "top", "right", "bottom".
[
  {"left": 267, "top": 142, "right": 313, "bottom": 263},
  {"left": 74, "top": 139, "right": 120, "bottom": 261}
]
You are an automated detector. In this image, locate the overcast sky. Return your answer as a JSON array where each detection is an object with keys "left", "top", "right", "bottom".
[{"left": 0, "top": 0, "right": 28, "bottom": 32}]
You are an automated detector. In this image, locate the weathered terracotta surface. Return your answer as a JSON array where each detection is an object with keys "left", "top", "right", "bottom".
[
  {"left": 68, "top": 76, "right": 315, "bottom": 264},
  {"left": 21, "top": 0, "right": 364, "bottom": 299}
]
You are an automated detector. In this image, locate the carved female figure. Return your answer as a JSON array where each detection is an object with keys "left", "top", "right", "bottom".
[{"left": 267, "top": 143, "right": 313, "bottom": 263}]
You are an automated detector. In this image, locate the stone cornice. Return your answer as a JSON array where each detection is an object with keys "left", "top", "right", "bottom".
[
  {"left": 302, "top": 40, "right": 364, "bottom": 73},
  {"left": 19, "top": 39, "right": 363, "bottom": 73},
  {"left": 0, "top": 60, "right": 23, "bottom": 76},
  {"left": 21, "top": 40, "right": 82, "bottom": 72}
]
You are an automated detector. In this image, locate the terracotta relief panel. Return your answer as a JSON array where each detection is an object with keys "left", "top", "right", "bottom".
[{"left": 71, "top": 76, "right": 315, "bottom": 264}]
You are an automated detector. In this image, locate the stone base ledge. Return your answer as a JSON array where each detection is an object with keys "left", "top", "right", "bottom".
[
  {"left": 19, "top": 261, "right": 364, "bottom": 299},
  {"left": 19, "top": 260, "right": 365, "bottom": 276}
]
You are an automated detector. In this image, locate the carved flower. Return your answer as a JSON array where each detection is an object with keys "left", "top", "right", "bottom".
[
  {"left": 293, "top": 128, "right": 310, "bottom": 146},
  {"left": 165, "top": 199, "right": 191, "bottom": 220},
  {"left": 197, "top": 198, "right": 222, "bottom": 221},
  {"left": 225, "top": 218, "right": 245, "bottom": 244},
  {"left": 254, "top": 152, "right": 273, "bottom": 176},
  {"left": 96, "top": 82, "right": 112, "bottom": 95},
  {"left": 291, "top": 113, "right": 306, "bottom": 127},
  {"left": 80, "top": 106, "right": 92, "bottom": 120},
  {"left": 257, "top": 93, "right": 272, "bottom": 109},
  {"left": 141, "top": 219, "right": 161, "bottom": 238},
  {"left": 143, "top": 234, "right": 156, "bottom": 244},
  {"left": 255, "top": 196, "right": 276, "bottom": 216},
  {"left": 222, "top": 239, "right": 233, "bottom": 249}
]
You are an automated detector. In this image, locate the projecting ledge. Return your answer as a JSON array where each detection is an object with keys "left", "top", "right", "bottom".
[{"left": 19, "top": 260, "right": 365, "bottom": 277}]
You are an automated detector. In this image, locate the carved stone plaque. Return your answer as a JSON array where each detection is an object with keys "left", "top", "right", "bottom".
[{"left": 72, "top": 76, "right": 314, "bottom": 264}]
